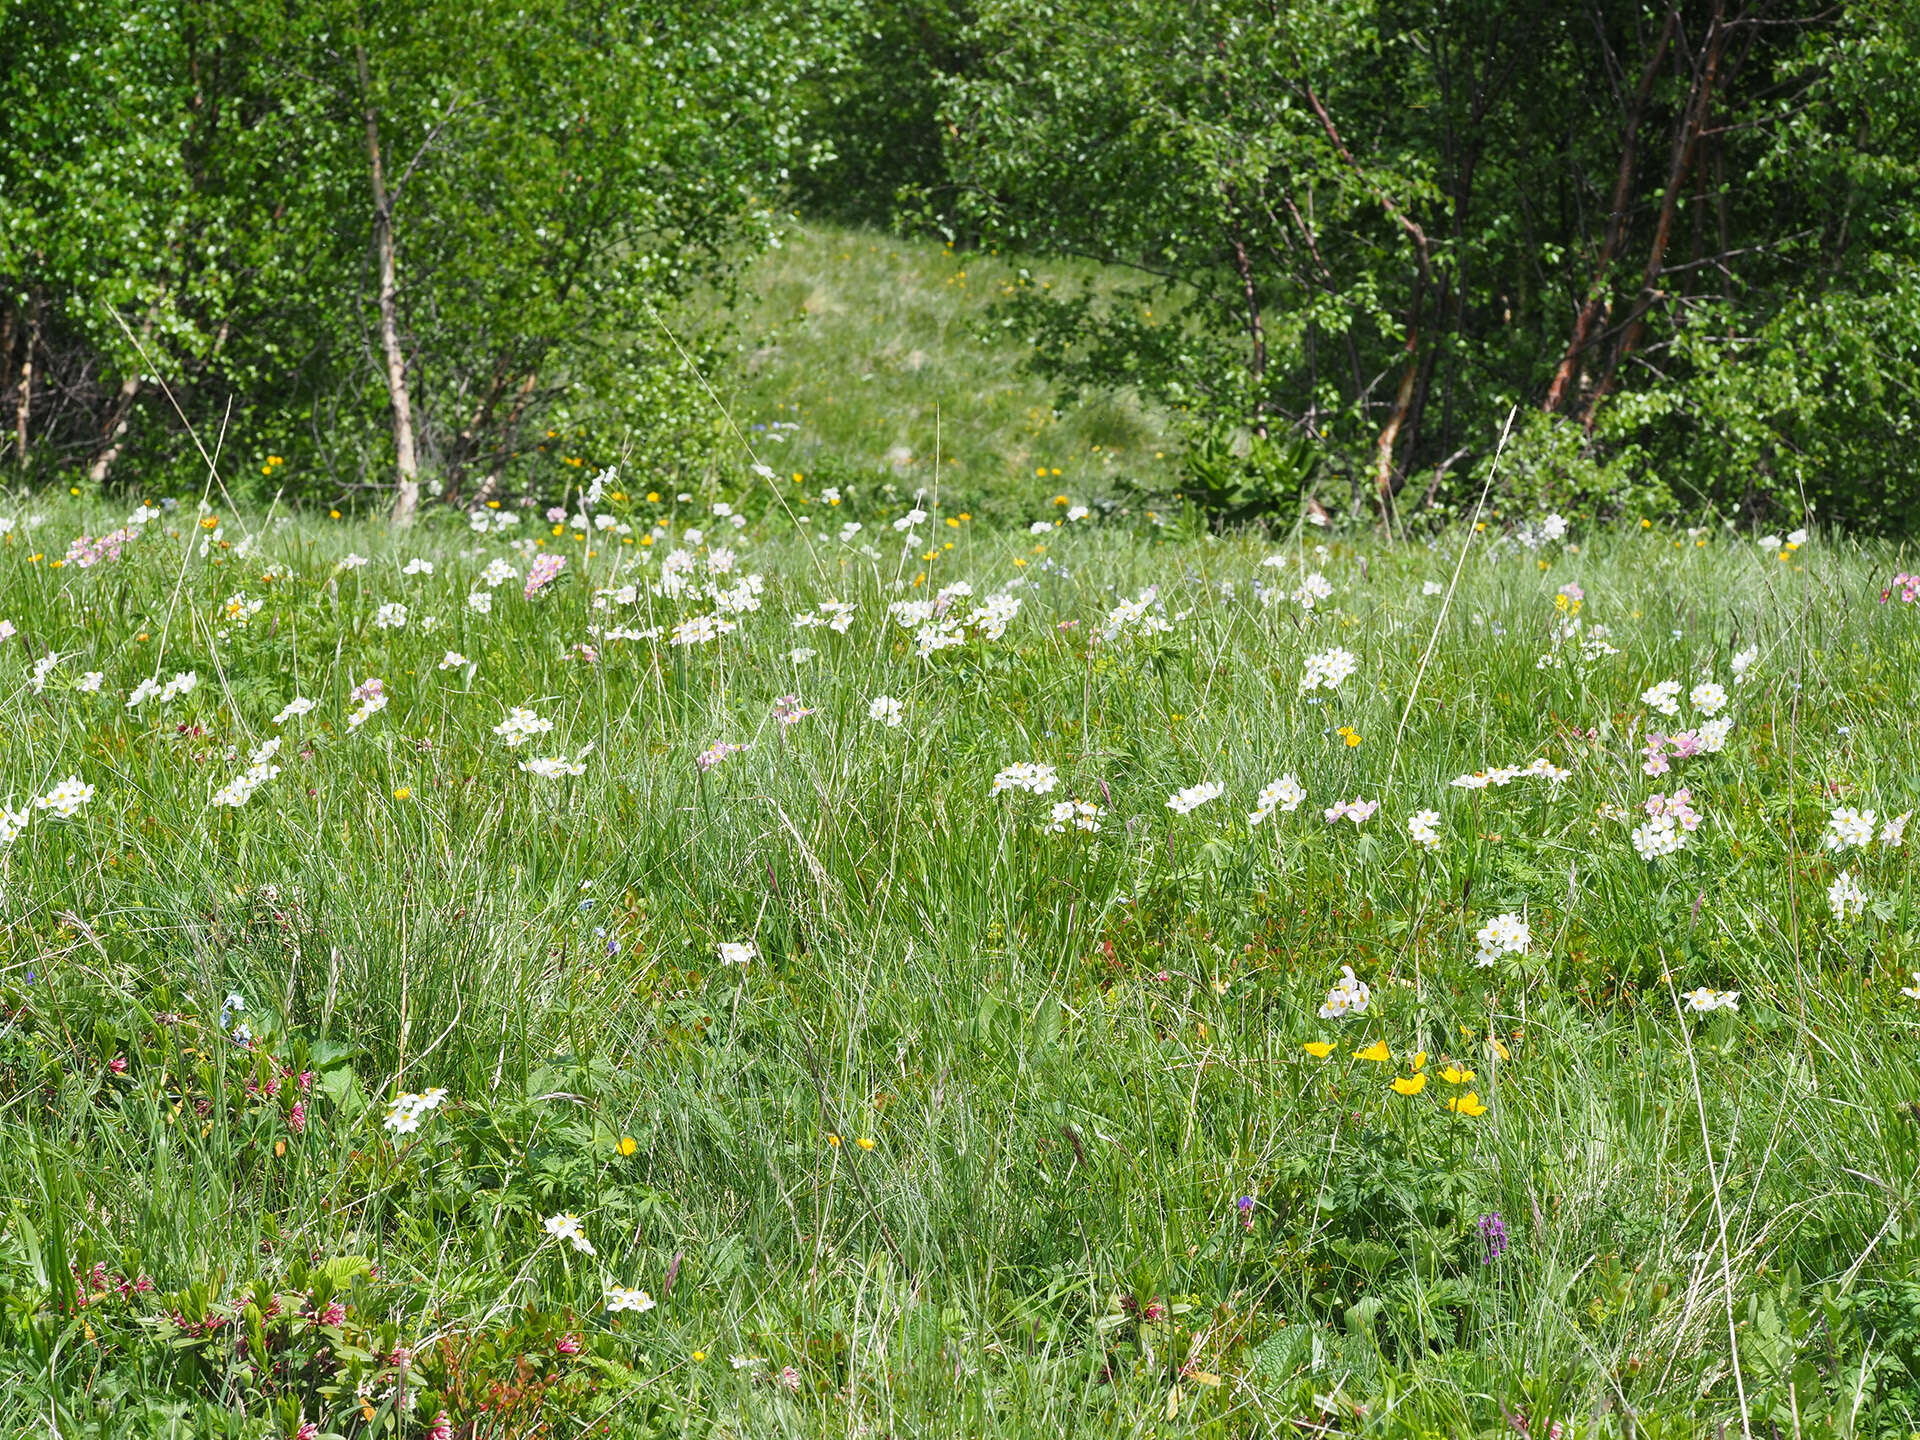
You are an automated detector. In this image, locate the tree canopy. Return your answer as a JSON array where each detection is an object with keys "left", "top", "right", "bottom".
[
  {"left": 0, "top": 0, "right": 824, "bottom": 516},
  {"left": 4, "top": 0, "right": 1917, "bottom": 529},
  {"left": 916, "top": 0, "right": 1920, "bottom": 529}
]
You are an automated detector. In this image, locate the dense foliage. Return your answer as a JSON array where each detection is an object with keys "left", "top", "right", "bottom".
[
  {"left": 916, "top": 0, "right": 1920, "bottom": 530},
  {"left": 0, "top": 0, "right": 822, "bottom": 513},
  {"left": 4, "top": 0, "right": 1917, "bottom": 530}
]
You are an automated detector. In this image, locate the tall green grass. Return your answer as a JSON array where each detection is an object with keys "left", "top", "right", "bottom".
[{"left": 1, "top": 493, "right": 1917, "bottom": 1437}]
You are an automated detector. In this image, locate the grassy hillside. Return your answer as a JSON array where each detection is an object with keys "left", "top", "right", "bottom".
[{"left": 722, "top": 221, "right": 1183, "bottom": 513}]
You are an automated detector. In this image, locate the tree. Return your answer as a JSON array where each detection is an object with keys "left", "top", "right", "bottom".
[
  {"left": 0, "top": 0, "right": 823, "bottom": 514},
  {"left": 930, "top": 0, "right": 1920, "bottom": 530}
]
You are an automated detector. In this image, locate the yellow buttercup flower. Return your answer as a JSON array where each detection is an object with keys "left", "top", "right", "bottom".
[
  {"left": 1354, "top": 1040, "right": 1392, "bottom": 1064},
  {"left": 1303, "top": 1041, "right": 1334, "bottom": 1059},
  {"left": 1409, "top": 1051, "right": 1427, "bottom": 1072},
  {"left": 617, "top": 1136, "right": 637, "bottom": 1156},
  {"left": 1439, "top": 1064, "right": 1475, "bottom": 1085},
  {"left": 1390, "top": 1074, "right": 1428, "bottom": 1096},
  {"left": 1448, "top": 1091, "right": 1489, "bottom": 1116},
  {"left": 855, "top": 1136, "right": 876, "bottom": 1151}
]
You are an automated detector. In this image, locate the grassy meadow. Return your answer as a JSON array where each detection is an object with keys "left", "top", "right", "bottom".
[
  {"left": 722, "top": 222, "right": 1182, "bottom": 512},
  {"left": 3, "top": 478, "right": 1920, "bottom": 1439}
]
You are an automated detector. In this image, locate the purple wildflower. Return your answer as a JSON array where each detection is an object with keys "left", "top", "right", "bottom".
[{"left": 1477, "top": 1212, "right": 1509, "bottom": 1264}]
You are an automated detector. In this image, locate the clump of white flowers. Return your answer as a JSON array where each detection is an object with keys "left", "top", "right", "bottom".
[
  {"left": 1248, "top": 774, "right": 1306, "bottom": 827},
  {"left": 1166, "top": 781, "right": 1224, "bottom": 815},
  {"left": 1823, "top": 806, "right": 1909, "bottom": 853},
  {"left": 1450, "top": 757, "right": 1570, "bottom": 790},
  {"left": 991, "top": 762, "right": 1058, "bottom": 796},
  {"left": 494, "top": 706, "right": 555, "bottom": 748},
  {"left": 1828, "top": 871, "right": 1867, "bottom": 922},
  {"left": 519, "top": 755, "right": 587, "bottom": 778},
  {"left": 1300, "top": 647, "right": 1358, "bottom": 693},
  {"left": 1682, "top": 988, "right": 1740, "bottom": 1013},
  {"left": 1475, "top": 913, "right": 1531, "bottom": 967},
  {"left": 1100, "top": 588, "right": 1174, "bottom": 643},
  {"left": 1689, "top": 682, "right": 1727, "bottom": 716},
  {"left": 1318, "top": 965, "right": 1371, "bottom": 1019},
  {"left": 1046, "top": 799, "right": 1103, "bottom": 834},
  {"left": 34, "top": 776, "right": 95, "bottom": 820},
  {"left": 1631, "top": 790, "right": 1701, "bottom": 860},
  {"left": 127, "top": 671, "right": 198, "bottom": 710},
  {"left": 542, "top": 1213, "right": 596, "bottom": 1255},
  {"left": 211, "top": 739, "right": 283, "bottom": 808},
  {"left": 1641, "top": 679, "right": 1682, "bottom": 717},
  {"left": 384, "top": 1087, "right": 449, "bottom": 1135},
  {"left": 1290, "top": 572, "right": 1334, "bottom": 608},
  {"left": 1407, "top": 810, "right": 1442, "bottom": 852}
]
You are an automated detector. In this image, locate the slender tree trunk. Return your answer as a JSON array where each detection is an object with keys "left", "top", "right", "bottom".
[
  {"left": 1300, "top": 81, "right": 1431, "bottom": 523},
  {"left": 357, "top": 43, "right": 421, "bottom": 527},
  {"left": 0, "top": 305, "right": 14, "bottom": 422},
  {"left": 1372, "top": 312, "right": 1421, "bottom": 505},
  {"left": 15, "top": 295, "right": 39, "bottom": 471},
  {"left": 88, "top": 294, "right": 165, "bottom": 487},
  {"left": 87, "top": 373, "right": 142, "bottom": 487},
  {"left": 1583, "top": 0, "right": 1729, "bottom": 424},
  {"left": 1224, "top": 200, "right": 1268, "bottom": 436},
  {"left": 479, "top": 369, "right": 540, "bottom": 492},
  {"left": 1542, "top": 3, "right": 1679, "bottom": 414}
]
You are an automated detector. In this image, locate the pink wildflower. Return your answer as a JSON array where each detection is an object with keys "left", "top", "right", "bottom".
[
  {"left": 695, "top": 741, "right": 745, "bottom": 772},
  {"left": 64, "top": 528, "right": 136, "bottom": 569},
  {"left": 772, "top": 694, "right": 815, "bottom": 726},
  {"left": 1641, "top": 733, "right": 1671, "bottom": 776},
  {"left": 525, "top": 553, "right": 566, "bottom": 598}
]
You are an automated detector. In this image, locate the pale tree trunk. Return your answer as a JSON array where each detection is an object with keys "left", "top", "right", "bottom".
[
  {"left": 15, "top": 296, "right": 39, "bottom": 470},
  {"left": 88, "top": 293, "right": 165, "bottom": 486},
  {"left": 1301, "top": 82, "right": 1430, "bottom": 528},
  {"left": 87, "top": 372, "right": 141, "bottom": 486},
  {"left": 357, "top": 43, "right": 420, "bottom": 527}
]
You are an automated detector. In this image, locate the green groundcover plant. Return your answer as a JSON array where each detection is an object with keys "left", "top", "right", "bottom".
[{"left": 1, "top": 473, "right": 1919, "bottom": 1436}]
